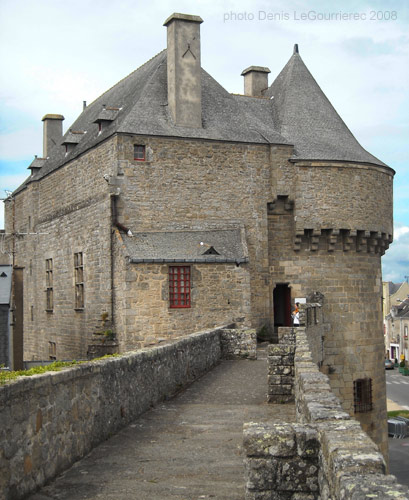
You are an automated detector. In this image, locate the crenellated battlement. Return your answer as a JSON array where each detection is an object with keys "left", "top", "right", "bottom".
[{"left": 293, "top": 228, "right": 392, "bottom": 255}]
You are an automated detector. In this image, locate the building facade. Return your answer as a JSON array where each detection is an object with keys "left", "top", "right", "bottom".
[{"left": 3, "top": 13, "right": 394, "bottom": 456}]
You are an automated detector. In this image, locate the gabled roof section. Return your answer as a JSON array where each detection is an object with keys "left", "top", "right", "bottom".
[
  {"left": 122, "top": 229, "right": 248, "bottom": 264},
  {"left": 20, "top": 50, "right": 289, "bottom": 190},
  {"left": 265, "top": 47, "right": 387, "bottom": 166}
]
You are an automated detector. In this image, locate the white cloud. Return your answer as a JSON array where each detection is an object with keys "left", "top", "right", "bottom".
[
  {"left": 395, "top": 226, "right": 409, "bottom": 240},
  {"left": 382, "top": 223, "right": 409, "bottom": 282}
]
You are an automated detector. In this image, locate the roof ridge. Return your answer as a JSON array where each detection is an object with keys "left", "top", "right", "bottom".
[{"left": 86, "top": 49, "right": 167, "bottom": 109}]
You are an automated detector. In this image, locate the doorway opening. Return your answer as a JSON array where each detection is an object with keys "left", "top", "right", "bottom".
[{"left": 273, "top": 283, "right": 292, "bottom": 328}]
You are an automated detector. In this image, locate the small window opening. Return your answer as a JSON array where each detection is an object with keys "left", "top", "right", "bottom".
[
  {"left": 49, "top": 341, "right": 56, "bottom": 360},
  {"left": 134, "top": 145, "right": 145, "bottom": 161},
  {"left": 74, "top": 252, "right": 84, "bottom": 309},
  {"left": 353, "top": 378, "right": 373, "bottom": 413},
  {"left": 46, "top": 258, "right": 53, "bottom": 311}
]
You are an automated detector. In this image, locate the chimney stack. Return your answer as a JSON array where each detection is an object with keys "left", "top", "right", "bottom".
[
  {"left": 164, "top": 13, "right": 203, "bottom": 128},
  {"left": 241, "top": 66, "right": 271, "bottom": 97},
  {"left": 42, "top": 114, "right": 64, "bottom": 157}
]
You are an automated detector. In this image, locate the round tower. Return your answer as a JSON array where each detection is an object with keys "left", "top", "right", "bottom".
[{"left": 266, "top": 46, "right": 394, "bottom": 458}]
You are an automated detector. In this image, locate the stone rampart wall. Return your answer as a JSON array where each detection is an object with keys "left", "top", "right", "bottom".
[
  {"left": 1, "top": 325, "right": 255, "bottom": 500},
  {"left": 244, "top": 327, "right": 409, "bottom": 499},
  {"left": 0, "top": 329, "right": 223, "bottom": 500},
  {"left": 219, "top": 327, "right": 257, "bottom": 359}
]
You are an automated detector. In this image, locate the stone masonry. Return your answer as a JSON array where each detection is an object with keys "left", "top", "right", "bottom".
[
  {"left": 4, "top": 12, "right": 394, "bottom": 456},
  {"left": 244, "top": 328, "right": 409, "bottom": 499},
  {"left": 1, "top": 326, "right": 259, "bottom": 500}
]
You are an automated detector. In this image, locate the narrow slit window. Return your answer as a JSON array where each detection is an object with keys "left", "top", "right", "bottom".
[
  {"left": 46, "top": 258, "right": 53, "bottom": 311},
  {"left": 49, "top": 341, "right": 56, "bottom": 360},
  {"left": 134, "top": 145, "right": 145, "bottom": 161},
  {"left": 74, "top": 252, "right": 84, "bottom": 309},
  {"left": 353, "top": 378, "right": 373, "bottom": 413},
  {"left": 169, "top": 266, "right": 191, "bottom": 308}
]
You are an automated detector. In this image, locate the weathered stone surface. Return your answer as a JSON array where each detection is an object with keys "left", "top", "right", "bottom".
[
  {"left": 243, "top": 423, "right": 296, "bottom": 458},
  {"left": 0, "top": 329, "right": 222, "bottom": 500},
  {"left": 245, "top": 457, "right": 278, "bottom": 490},
  {"left": 339, "top": 474, "right": 409, "bottom": 499},
  {"left": 220, "top": 327, "right": 257, "bottom": 360}
]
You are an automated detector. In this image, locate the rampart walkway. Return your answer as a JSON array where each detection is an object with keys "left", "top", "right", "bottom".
[{"left": 28, "top": 347, "right": 295, "bottom": 500}]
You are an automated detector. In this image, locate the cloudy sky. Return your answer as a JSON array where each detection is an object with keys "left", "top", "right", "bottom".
[{"left": 0, "top": 0, "right": 408, "bottom": 282}]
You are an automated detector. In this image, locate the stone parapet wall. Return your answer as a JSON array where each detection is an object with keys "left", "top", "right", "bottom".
[
  {"left": 245, "top": 327, "right": 409, "bottom": 499},
  {"left": 0, "top": 328, "right": 223, "bottom": 500},
  {"left": 219, "top": 327, "right": 257, "bottom": 359},
  {"left": 295, "top": 328, "right": 408, "bottom": 498},
  {"left": 244, "top": 422, "right": 320, "bottom": 499},
  {"left": 268, "top": 344, "right": 295, "bottom": 404}
]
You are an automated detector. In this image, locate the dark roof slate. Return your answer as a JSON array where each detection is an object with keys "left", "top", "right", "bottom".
[
  {"left": 265, "top": 50, "right": 386, "bottom": 166},
  {"left": 122, "top": 229, "right": 248, "bottom": 264},
  {"left": 389, "top": 282, "right": 403, "bottom": 295},
  {"left": 15, "top": 45, "right": 388, "bottom": 194}
]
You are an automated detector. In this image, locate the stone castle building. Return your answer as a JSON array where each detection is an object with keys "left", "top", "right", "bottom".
[{"left": 3, "top": 13, "right": 394, "bottom": 455}]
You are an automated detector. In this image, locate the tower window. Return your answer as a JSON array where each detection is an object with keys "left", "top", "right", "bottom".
[
  {"left": 353, "top": 378, "right": 373, "bottom": 413},
  {"left": 49, "top": 341, "right": 56, "bottom": 360},
  {"left": 46, "top": 258, "right": 53, "bottom": 311},
  {"left": 74, "top": 252, "right": 84, "bottom": 309},
  {"left": 169, "top": 266, "right": 191, "bottom": 308},
  {"left": 134, "top": 145, "right": 145, "bottom": 161}
]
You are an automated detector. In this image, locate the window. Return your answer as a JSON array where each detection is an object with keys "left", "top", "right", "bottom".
[
  {"left": 134, "top": 145, "right": 145, "bottom": 161},
  {"left": 46, "top": 258, "right": 53, "bottom": 311},
  {"left": 353, "top": 378, "right": 373, "bottom": 413},
  {"left": 169, "top": 266, "right": 191, "bottom": 308},
  {"left": 49, "top": 341, "right": 56, "bottom": 360},
  {"left": 74, "top": 252, "right": 84, "bottom": 309}
]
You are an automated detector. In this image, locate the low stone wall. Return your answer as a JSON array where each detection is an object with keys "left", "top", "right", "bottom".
[
  {"left": 0, "top": 328, "right": 223, "bottom": 500},
  {"left": 294, "top": 329, "right": 409, "bottom": 499},
  {"left": 244, "top": 327, "right": 409, "bottom": 499},
  {"left": 220, "top": 327, "right": 257, "bottom": 360},
  {"left": 244, "top": 422, "right": 320, "bottom": 499},
  {"left": 267, "top": 344, "right": 295, "bottom": 404}
]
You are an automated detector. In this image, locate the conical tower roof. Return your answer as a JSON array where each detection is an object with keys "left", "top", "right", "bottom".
[{"left": 266, "top": 45, "right": 386, "bottom": 166}]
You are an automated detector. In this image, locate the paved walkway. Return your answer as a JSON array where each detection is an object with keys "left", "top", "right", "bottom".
[{"left": 29, "top": 347, "right": 295, "bottom": 500}]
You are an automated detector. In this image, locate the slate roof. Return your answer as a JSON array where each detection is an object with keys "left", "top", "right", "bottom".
[
  {"left": 392, "top": 298, "right": 409, "bottom": 319},
  {"left": 15, "top": 43, "right": 388, "bottom": 194},
  {"left": 0, "top": 265, "right": 12, "bottom": 305},
  {"left": 122, "top": 229, "right": 248, "bottom": 264},
  {"left": 264, "top": 48, "right": 386, "bottom": 166},
  {"left": 389, "top": 282, "right": 403, "bottom": 295}
]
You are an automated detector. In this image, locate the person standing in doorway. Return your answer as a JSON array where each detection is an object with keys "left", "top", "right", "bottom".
[{"left": 292, "top": 302, "right": 300, "bottom": 327}]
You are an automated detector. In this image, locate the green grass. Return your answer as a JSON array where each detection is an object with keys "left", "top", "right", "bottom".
[
  {"left": 0, "top": 353, "right": 121, "bottom": 386},
  {"left": 387, "top": 410, "right": 409, "bottom": 419}
]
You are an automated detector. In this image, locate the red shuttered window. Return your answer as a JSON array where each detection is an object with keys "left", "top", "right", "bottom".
[{"left": 169, "top": 266, "right": 191, "bottom": 308}]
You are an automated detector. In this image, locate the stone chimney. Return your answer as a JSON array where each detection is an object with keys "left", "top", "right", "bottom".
[
  {"left": 241, "top": 66, "right": 270, "bottom": 97},
  {"left": 164, "top": 13, "right": 203, "bottom": 128},
  {"left": 42, "top": 114, "right": 64, "bottom": 157}
]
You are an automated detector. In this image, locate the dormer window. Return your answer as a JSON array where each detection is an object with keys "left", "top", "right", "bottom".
[
  {"left": 62, "top": 130, "right": 86, "bottom": 155},
  {"left": 202, "top": 246, "right": 220, "bottom": 255},
  {"left": 94, "top": 105, "right": 121, "bottom": 134},
  {"left": 134, "top": 145, "right": 145, "bottom": 161}
]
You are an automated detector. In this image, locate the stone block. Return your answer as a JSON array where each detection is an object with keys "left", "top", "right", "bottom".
[
  {"left": 245, "top": 457, "right": 278, "bottom": 490},
  {"left": 243, "top": 423, "right": 296, "bottom": 458},
  {"left": 278, "top": 457, "right": 319, "bottom": 492}
]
